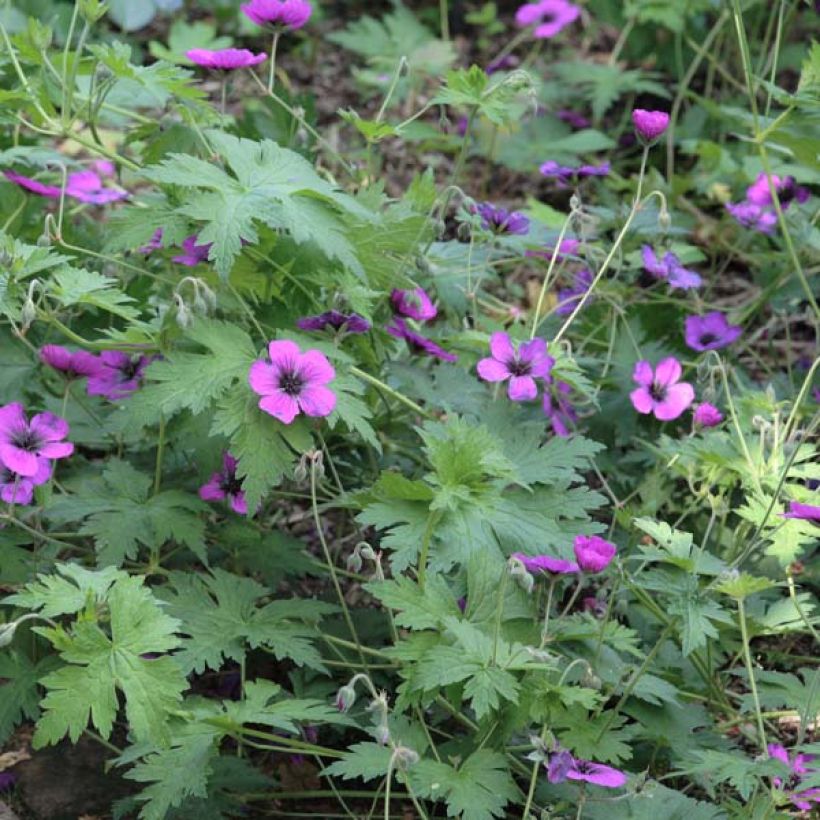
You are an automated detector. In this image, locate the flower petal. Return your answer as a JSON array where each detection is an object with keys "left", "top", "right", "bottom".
[
  {"left": 632, "top": 360, "right": 653, "bottom": 387},
  {"left": 0, "top": 445, "right": 39, "bottom": 477},
  {"left": 199, "top": 475, "right": 226, "bottom": 502},
  {"left": 477, "top": 357, "right": 510, "bottom": 382},
  {"left": 298, "top": 385, "right": 337, "bottom": 418},
  {"left": 298, "top": 349, "right": 335, "bottom": 386},
  {"left": 508, "top": 375, "right": 537, "bottom": 401},
  {"left": 630, "top": 387, "right": 654, "bottom": 415},
  {"left": 259, "top": 392, "right": 300, "bottom": 424},
  {"left": 248, "top": 361, "right": 280, "bottom": 396},
  {"left": 654, "top": 382, "right": 694, "bottom": 420},
  {"left": 37, "top": 441, "right": 74, "bottom": 460},
  {"left": 489, "top": 331, "right": 515, "bottom": 364},
  {"left": 654, "top": 356, "right": 682, "bottom": 387}
]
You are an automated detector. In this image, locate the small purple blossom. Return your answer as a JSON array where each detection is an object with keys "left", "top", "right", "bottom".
[
  {"left": 199, "top": 452, "right": 248, "bottom": 515},
  {"left": 4, "top": 169, "right": 127, "bottom": 204},
  {"left": 556, "top": 268, "right": 593, "bottom": 315},
  {"left": 630, "top": 357, "right": 695, "bottom": 421},
  {"left": 631, "top": 109, "right": 670, "bottom": 141},
  {"left": 241, "top": 0, "right": 312, "bottom": 30},
  {"left": 386, "top": 318, "right": 458, "bottom": 362},
  {"left": 0, "top": 403, "right": 73, "bottom": 477},
  {"left": 641, "top": 246, "right": 702, "bottom": 290},
  {"left": 574, "top": 534, "right": 616, "bottom": 573},
  {"left": 139, "top": 228, "right": 164, "bottom": 254},
  {"left": 486, "top": 55, "right": 520, "bottom": 75},
  {"left": 297, "top": 310, "right": 370, "bottom": 335},
  {"left": 172, "top": 235, "right": 212, "bottom": 267},
  {"left": 556, "top": 109, "right": 590, "bottom": 129},
  {"left": 547, "top": 749, "right": 627, "bottom": 788},
  {"left": 39, "top": 345, "right": 103, "bottom": 380},
  {"left": 0, "top": 457, "right": 52, "bottom": 506},
  {"left": 390, "top": 288, "right": 437, "bottom": 322},
  {"left": 477, "top": 332, "right": 553, "bottom": 401},
  {"left": 726, "top": 201, "right": 778, "bottom": 234},
  {"left": 727, "top": 173, "right": 809, "bottom": 234},
  {"left": 86, "top": 351, "right": 155, "bottom": 401},
  {"left": 542, "top": 379, "right": 577, "bottom": 436},
  {"left": 547, "top": 748, "right": 576, "bottom": 782},
  {"left": 684, "top": 312, "right": 742, "bottom": 352},
  {"left": 186, "top": 48, "right": 267, "bottom": 70},
  {"left": 693, "top": 403, "right": 723, "bottom": 427},
  {"left": 540, "top": 160, "right": 610, "bottom": 187},
  {"left": 768, "top": 743, "right": 820, "bottom": 812},
  {"left": 249, "top": 340, "right": 336, "bottom": 425},
  {"left": 781, "top": 501, "right": 820, "bottom": 522},
  {"left": 512, "top": 551, "right": 579, "bottom": 575},
  {"left": 515, "top": 0, "right": 581, "bottom": 39},
  {"left": 526, "top": 238, "right": 581, "bottom": 263},
  {"left": 475, "top": 202, "right": 530, "bottom": 235}
]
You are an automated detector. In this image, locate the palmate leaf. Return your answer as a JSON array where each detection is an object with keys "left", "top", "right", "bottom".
[
  {"left": 0, "top": 651, "right": 56, "bottom": 743},
  {"left": 49, "top": 266, "right": 139, "bottom": 321},
  {"left": 30, "top": 574, "right": 186, "bottom": 748},
  {"left": 142, "top": 131, "right": 375, "bottom": 276}
]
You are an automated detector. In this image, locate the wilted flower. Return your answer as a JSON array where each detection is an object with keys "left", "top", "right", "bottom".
[
  {"left": 0, "top": 403, "right": 73, "bottom": 477},
  {"left": 767, "top": 743, "right": 820, "bottom": 811},
  {"left": 386, "top": 317, "right": 457, "bottom": 362},
  {"left": 540, "top": 160, "right": 610, "bottom": 187},
  {"left": 474, "top": 202, "right": 530, "bottom": 235},
  {"left": 249, "top": 340, "right": 336, "bottom": 424},
  {"left": 781, "top": 501, "right": 820, "bottom": 523},
  {"left": 390, "top": 288, "right": 437, "bottom": 321},
  {"left": 573, "top": 535, "right": 616, "bottom": 573},
  {"left": 297, "top": 310, "right": 370, "bottom": 334},
  {"left": 0, "top": 458, "right": 52, "bottom": 505},
  {"left": 630, "top": 357, "right": 694, "bottom": 421},
  {"left": 556, "top": 269, "right": 593, "bottom": 315},
  {"left": 199, "top": 452, "right": 248, "bottom": 515},
  {"left": 39, "top": 345, "right": 103, "bottom": 380},
  {"left": 684, "top": 312, "right": 742, "bottom": 352},
  {"left": 516, "top": 0, "right": 581, "bottom": 39},
  {"left": 477, "top": 332, "right": 553, "bottom": 401},
  {"left": 512, "top": 551, "right": 579, "bottom": 574},
  {"left": 87, "top": 351, "right": 155, "bottom": 401},
  {"left": 172, "top": 235, "right": 212, "bottom": 267},
  {"left": 693, "top": 402, "right": 723, "bottom": 427},
  {"left": 631, "top": 109, "right": 670, "bottom": 141},
  {"left": 542, "top": 379, "right": 577, "bottom": 436},
  {"left": 641, "top": 246, "right": 702, "bottom": 290},
  {"left": 241, "top": 0, "right": 312, "bottom": 29},
  {"left": 186, "top": 48, "right": 267, "bottom": 70}
]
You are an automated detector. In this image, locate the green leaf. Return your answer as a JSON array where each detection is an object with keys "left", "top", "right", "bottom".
[
  {"left": 668, "top": 586, "right": 732, "bottom": 657},
  {"left": 685, "top": 750, "right": 787, "bottom": 801},
  {"left": 32, "top": 574, "right": 186, "bottom": 748},
  {"left": 555, "top": 709, "right": 637, "bottom": 764},
  {"left": 322, "top": 742, "right": 393, "bottom": 781},
  {"left": 365, "top": 575, "right": 461, "bottom": 630},
  {"left": 0, "top": 651, "right": 55, "bottom": 743},
  {"left": 49, "top": 266, "right": 139, "bottom": 321},
  {"left": 433, "top": 65, "right": 532, "bottom": 126}
]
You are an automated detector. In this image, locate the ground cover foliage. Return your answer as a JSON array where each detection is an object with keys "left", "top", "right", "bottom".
[{"left": 0, "top": 0, "right": 818, "bottom": 817}]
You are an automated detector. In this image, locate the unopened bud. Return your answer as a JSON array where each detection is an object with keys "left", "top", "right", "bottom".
[
  {"left": 0, "top": 621, "right": 18, "bottom": 648},
  {"left": 509, "top": 556, "right": 534, "bottom": 595},
  {"left": 175, "top": 296, "right": 192, "bottom": 329},
  {"left": 20, "top": 298, "right": 37, "bottom": 331},
  {"left": 346, "top": 549, "right": 363, "bottom": 574},
  {"left": 456, "top": 221, "right": 471, "bottom": 241},
  {"left": 335, "top": 684, "right": 357, "bottom": 713},
  {"left": 294, "top": 454, "right": 309, "bottom": 483},
  {"left": 580, "top": 669, "right": 602, "bottom": 690},
  {"left": 658, "top": 208, "right": 671, "bottom": 233},
  {"left": 36, "top": 231, "right": 51, "bottom": 247},
  {"left": 374, "top": 724, "right": 391, "bottom": 745},
  {"left": 392, "top": 746, "right": 419, "bottom": 771},
  {"left": 569, "top": 193, "right": 582, "bottom": 212}
]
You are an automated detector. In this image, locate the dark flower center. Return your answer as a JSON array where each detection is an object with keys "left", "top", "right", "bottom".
[
  {"left": 649, "top": 382, "right": 667, "bottom": 402},
  {"left": 507, "top": 358, "right": 531, "bottom": 377},
  {"left": 117, "top": 358, "right": 140, "bottom": 380},
  {"left": 698, "top": 333, "right": 718, "bottom": 346},
  {"left": 12, "top": 428, "right": 41, "bottom": 452},
  {"left": 280, "top": 370, "right": 305, "bottom": 396},
  {"left": 779, "top": 177, "right": 796, "bottom": 204},
  {"left": 220, "top": 473, "right": 244, "bottom": 497}
]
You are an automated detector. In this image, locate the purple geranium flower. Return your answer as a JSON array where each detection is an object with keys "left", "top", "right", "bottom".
[
  {"left": 726, "top": 173, "right": 809, "bottom": 234},
  {"left": 641, "top": 246, "right": 702, "bottom": 290},
  {"left": 512, "top": 551, "right": 579, "bottom": 575},
  {"left": 172, "top": 235, "right": 212, "bottom": 267},
  {"left": 4, "top": 169, "right": 127, "bottom": 204},
  {"left": 477, "top": 332, "right": 554, "bottom": 401},
  {"left": 186, "top": 48, "right": 267, "bottom": 70},
  {"left": 39, "top": 345, "right": 103, "bottom": 380},
  {"left": 630, "top": 357, "right": 695, "bottom": 421},
  {"left": 515, "top": 0, "right": 581, "bottom": 39},
  {"left": 782, "top": 501, "right": 820, "bottom": 522},
  {"left": 297, "top": 310, "right": 370, "bottom": 334},
  {"left": 386, "top": 317, "right": 458, "bottom": 362},
  {"left": 86, "top": 351, "right": 154, "bottom": 401},
  {"left": 632, "top": 109, "right": 670, "bottom": 141},
  {"left": 726, "top": 201, "right": 778, "bottom": 234},
  {"left": 248, "top": 340, "right": 336, "bottom": 425},
  {"left": 0, "top": 457, "right": 52, "bottom": 506},
  {"left": 768, "top": 743, "right": 820, "bottom": 812},
  {"left": 475, "top": 202, "right": 530, "bottom": 235},
  {"left": 547, "top": 749, "right": 627, "bottom": 788},
  {"left": 390, "top": 288, "right": 437, "bottom": 322},
  {"left": 241, "top": 0, "right": 312, "bottom": 29},
  {"left": 693, "top": 402, "right": 723, "bottom": 427},
  {"left": 199, "top": 452, "right": 248, "bottom": 515},
  {"left": 542, "top": 379, "right": 577, "bottom": 436},
  {"left": 556, "top": 109, "right": 590, "bottom": 129},
  {"left": 574, "top": 534, "right": 616, "bottom": 573},
  {"left": 526, "top": 237, "right": 581, "bottom": 263},
  {"left": 540, "top": 160, "right": 610, "bottom": 187},
  {"left": 684, "top": 312, "right": 742, "bottom": 352},
  {"left": 139, "top": 228, "right": 164, "bottom": 254},
  {"left": 556, "top": 268, "right": 593, "bottom": 315},
  {"left": 0, "top": 403, "right": 73, "bottom": 477}
]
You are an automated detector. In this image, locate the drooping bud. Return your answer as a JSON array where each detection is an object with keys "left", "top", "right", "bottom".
[
  {"left": 392, "top": 745, "right": 420, "bottom": 771},
  {"left": 335, "top": 684, "right": 357, "bottom": 713}
]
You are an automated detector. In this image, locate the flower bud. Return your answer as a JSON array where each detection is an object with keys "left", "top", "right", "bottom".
[
  {"left": 580, "top": 668, "right": 602, "bottom": 690},
  {"left": 569, "top": 193, "right": 582, "bottom": 212},
  {"left": 374, "top": 724, "right": 391, "bottom": 746},
  {"left": 0, "top": 621, "right": 18, "bottom": 648},
  {"left": 658, "top": 208, "right": 671, "bottom": 233},
  {"left": 509, "top": 556, "right": 534, "bottom": 595},
  {"left": 20, "top": 297, "right": 37, "bottom": 332},
  {"left": 456, "top": 221, "right": 472, "bottom": 241},
  {"left": 335, "top": 684, "right": 357, "bottom": 713},
  {"left": 346, "top": 549, "right": 363, "bottom": 574},
  {"left": 392, "top": 745, "right": 419, "bottom": 771}
]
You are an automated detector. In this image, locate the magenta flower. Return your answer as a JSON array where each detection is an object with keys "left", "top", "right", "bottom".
[
  {"left": 547, "top": 749, "right": 627, "bottom": 788},
  {"left": 474, "top": 202, "right": 530, "bottom": 235},
  {"left": 540, "top": 160, "right": 610, "bottom": 187},
  {"left": 684, "top": 312, "right": 742, "bottom": 352},
  {"left": 199, "top": 452, "right": 248, "bottom": 515},
  {"left": 526, "top": 237, "right": 581, "bottom": 263},
  {"left": 726, "top": 173, "right": 809, "bottom": 234},
  {"left": 4, "top": 169, "right": 127, "bottom": 204},
  {"left": 641, "top": 246, "right": 702, "bottom": 290},
  {"left": 693, "top": 402, "right": 723, "bottom": 427},
  {"left": 297, "top": 311, "right": 370, "bottom": 334},
  {"left": 39, "top": 345, "right": 103, "bottom": 380},
  {"left": 86, "top": 351, "right": 154, "bottom": 401},
  {"left": 781, "top": 501, "right": 820, "bottom": 522},
  {"left": 241, "top": 0, "right": 312, "bottom": 29},
  {"left": 556, "top": 109, "right": 591, "bottom": 129},
  {"left": 630, "top": 357, "right": 694, "bottom": 421},
  {"left": 0, "top": 403, "right": 73, "bottom": 478},
  {"left": 556, "top": 269, "right": 593, "bottom": 315},
  {"left": 542, "top": 379, "right": 577, "bottom": 436},
  {"left": 573, "top": 534, "right": 616, "bottom": 573},
  {"left": 515, "top": 0, "right": 581, "bottom": 39},
  {"left": 631, "top": 109, "right": 670, "bottom": 141},
  {"left": 186, "top": 48, "right": 267, "bottom": 70},
  {"left": 512, "top": 551, "right": 579, "bottom": 575},
  {"left": 477, "top": 332, "right": 553, "bottom": 401},
  {"left": 249, "top": 340, "right": 336, "bottom": 425},
  {"left": 386, "top": 318, "right": 457, "bottom": 363},
  {"left": 139, "top": 228, "right": 164, "bottom": 254},
  {"left": 726, "top": 201, "right": 778, "bottom": 234},
  {"left": 768, "top": 743, "right": 820, "bottom": 812},
  {"left": 0, "top": 457, "right": 52, "bottom": 506},
  {"left": 172, "top": 235, "right": 212, "bottom": 267},
  {"left": 390, "top": 288, "right": 437, "bottom": 322}
]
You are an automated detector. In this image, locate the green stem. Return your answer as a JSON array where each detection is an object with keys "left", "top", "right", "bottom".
[
  {"left": 439, "top": 0, "right": 450, "bottom": 40},
  {"left": 416, "top": 510, "right": 441, "bottom": 592},
  {"left": 153, "top": 414, "right": 165, "bottom": 496},
  {"left": 350, "top": 366, "right": 433, "bottom": 418},
  {"left": 737, "top": 598, "right": 767, "bottom": 753},
  {"left": 559, "top": 575, "right": 585, "bottom": 619},
  {"left": 491, "top": 568, "right": 509, "bottom": 665},
  {"left": 540, "top": 577, "right": 558, "bottom": 648},
  {"left": 529, "top": 211, "right": 575, "bottom": 340},
  {"left": 267, "top": 30, "right": 281, "bottom": 94}
]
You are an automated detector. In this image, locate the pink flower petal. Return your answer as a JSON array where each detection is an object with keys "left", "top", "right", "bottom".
[
  {"left": 630, "top": 387, "right": 654, "bottom": 414},
  {"left": 477, "top": 357, "right": 510, "bottom": 382},
  {"left": 508, "top": 375, "right": 537, "bottom": 401},
  {"left": 654, "top": 356, "right": 682, "bottom": 387},
  {"left": 259, "top": 392, "right": 300, "bottom": 424},
  {"left": 298, "top": 349, "right": 335, "bottom": 385},
  {"left": 298, "top": 385, "right": 337, "bottom": 417},
  {"left": 0, "top": 445, "right": 39, "bottom": 477},
  {"left": 489, "top": 331, "right": 515, "bottom": 364},
  {"left": 199, "top": 475, "right": 226, "bottom": 502},
  {"left": 632, "top": 360, "right": 653, "bottom": 387},
  {"left": 248, "top": 360, "right": 280, "bottom": 396},
  {"left": 654, "top": 382, "right": 694, "bottom": 420},
  {"left": 37, "top": 441, "right": 74, "bottom": 460}
]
